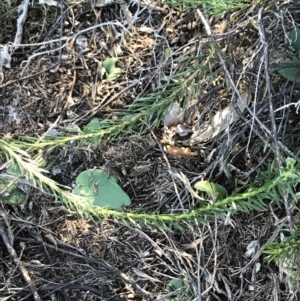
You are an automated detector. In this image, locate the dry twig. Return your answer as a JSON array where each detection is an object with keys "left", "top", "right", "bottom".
[
  {"left": 257, "top": 7, "right": 294, "bottom": 233},
  {"left": 0, "top": 218, "right": 42, "bottom": 301}
]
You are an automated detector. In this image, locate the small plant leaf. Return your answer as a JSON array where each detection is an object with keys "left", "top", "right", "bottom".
[
  {"left": 194, "top": 180, "right": 214, "bottom": 195},
  {"left": 83, "top": 118, "right": 101, "bottom": 142},
  {"left": 1, "top": 187, "right": 25, "bottom": 205},
  {"left": 231, "top": 145, "right": 239, "bottom": 154},
  {"left": 277, "top": 57, "right": 300, "bottom": 83},
  {"left": 168, "top": 278, "right": 184, "bottom": 290},
  {"left": 166, "top": 278, "right": 190, "bottom": 301},
  {"left": 83, "top": 118, "right": 101, "bottom": 134},
  {"left": 102, "top": 58, "right": 118, "bottom": 73},
  {"left": 7, "top": 163, "right": 21, "bottom": 175},
  {"left": 164, "top": 48, "right": 171, "bottom": 59},
  {"left": 101, "top": 58, "right": 121, "bottom": 82},
  {"left": 214, "top": 183, "right": 228, "bottom": 199},
  {"left": 288, "top": 27, "right": 300, "bottom": 52},
  {"left": 0, "top": 163, "right": 25, "bottom": 205},
  {"left": 194, "top": 180, "right": 227, "bottom": 200},
  {"left": 73, "top": 169, "right": 131, "bottom": 209}
]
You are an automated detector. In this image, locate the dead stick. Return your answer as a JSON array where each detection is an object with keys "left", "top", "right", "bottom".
[
  {"left": 257, "top": 7, "right": 295, "bottom": 233},
  {"left": 0, "top": 221, "right": 42, "bottom": 301}
]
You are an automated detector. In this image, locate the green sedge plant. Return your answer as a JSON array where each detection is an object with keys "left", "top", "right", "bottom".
[
  {"left": 165, "top": 0, "right": 259, "bottom": 16},
  {"left": 1, "top": 131, "right": 300, "bottom": 231}
]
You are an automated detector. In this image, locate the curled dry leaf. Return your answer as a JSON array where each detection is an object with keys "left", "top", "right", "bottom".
[
  {"left": 164, "top": 102, "right": 180, "bottom": 127},
  {"left": 176, "top": 124, "right": 192, "bottom": 136},
  {"left": 164, "top": 145, "right": 198, "bottom": 158},
  {"left": 190, "top": 89, "right": 251, "bottom": 144},
  {"left": 76, "top": 35, "right": 89, "bottom": 51},
  {"left": 38, "top": 0, "right": 58, "bottom": 6},
  {"left": 95, "top": 0, "right": 123, "bottom": 7},
  {"left": 139, "top": 26, "right": 154, "bottom": 34},
  {"left": 0, "top": 45, "right": 11, "bottom": 69},
  {"left": 245, "top": 240, "right": 260, "bottom": 258}
]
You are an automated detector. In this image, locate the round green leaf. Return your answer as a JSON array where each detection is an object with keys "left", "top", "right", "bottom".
[
  {"left": 166, "top": 278, "right": 190, "bottom": 301},
  {"left": 214, "top": 183, "right": 228, "bottom": 200},
  {"left": 73, "top": 169, "right": 131, "bottom": 209},
  {"left": 277, "top": 57, "right": 300, "bottom": 83},
  {"left": 83, "top": 118, "right": 101, "bottom": 134},
  {"left": 288, "top": 27, "right": 300, "bottom": 52},
  {"left": 101, "top": 58, "right": 121, "bottom": 82},
  {"left": 0, "top": 187, "right": 25, "bottom": 205},
  {"left": 106, "top": 67, "right": 121, "bottom": 82},
  {"left": 194, "top": 180, "right": 215, "bottom": 195},
  {"left": 7, "top": 163, "right": 22, "bottom": 175},
  {"left": 102, "top": 58, "right": 118, "bottom": 73},
  {"left": 0, "top": 163, "right": 25, "bottom": 205},
  {"left": 82, "top": 118, "right": 102, "bottom": 142},
  {"left": 194, "top": 180, "right": 227, "bottom": 200},
  {"left": 168, "top": 279, "right": 184, "bottom": 290}
]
